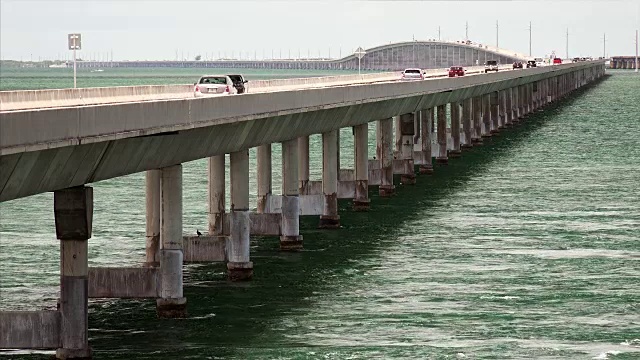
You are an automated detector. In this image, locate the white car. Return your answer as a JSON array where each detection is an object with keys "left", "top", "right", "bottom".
[
  {"left": 534, "top": 58, "right": 545, "bottom": 67},
  {"left": 401, "top": 68, "right": 424, "bottom": 81},
  {"left": 484, "top": 60, "right": 499, "bottom": 73},
  {"left": 194, "top": 75, "right": 237, "bottom": 97}
]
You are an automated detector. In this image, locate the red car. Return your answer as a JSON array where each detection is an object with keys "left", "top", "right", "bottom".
[
  {"left": 553, "top": 58, "right": 563, "bottom": 64},
  {"left": 448, "top": 66, "right": 465, "bottom": 77}
]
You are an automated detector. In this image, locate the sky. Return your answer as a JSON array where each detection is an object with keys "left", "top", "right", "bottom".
[{"left": 1, "top": 0, "right": 639, "bottom": 61}]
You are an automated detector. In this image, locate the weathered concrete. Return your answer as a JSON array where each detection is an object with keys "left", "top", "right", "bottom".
[
  {"left": 436, "top": 105, "right": 448, "bottom": 164},
  {"left": 55, "top": 186, "right": 92, "bottom": 359},
  {"left": 157, "top": 164, "right": 186, "bottom": 318},
  {"left": 449, "top": 102, "right": 461, "bottom": 157},
  {"left": 490, "top": 92, "right": 500, "bottom": 134},
  {"left": 89, "top": 267, "right": 159, "bottom": 298},
  {"left": 208, "top": 155, "right": 225, "bottom": 235},
  {"left": 145, "top": 169, "right": 160, "bottom": 266},
  {"left": 472, "top": 96, "right": 483, "bottom": 144},
  {"left": 280, "top": 138, "right": 302, "bottom": 250},
  {"left": 228, "top": 150, "right": 253, "bottom": 281},
  {"left": 461, "top": 98, "right": 473, "bottom": 148},
  {"left": 298, "top": 136, "right": 310, "bottom": 195},
  {"left": 398, "top": 113, "right": 416, "bottom": 184},
  {"left": 481, "top": 93, "right": 492, "bottom": 137},
  {"left": 319, "top": 130, "right": 340, "bottom": 228},
  {"left": 416, "top": 108, "right": 433, "bottom": 174},
  {"left": 257, "top": 144, "right": 272, "bottom": 214},
  {"left": 376, "top": 118, "right": 395, "bottom": 196},
  {"left": 0, "top": 311, "right": 60, "bottom": 349},
  {"left": 183, "top": 235, "right": 226, "bottom": 262},
  {"left": 353, "top": 123, "right": 370, "bottom": 211}
]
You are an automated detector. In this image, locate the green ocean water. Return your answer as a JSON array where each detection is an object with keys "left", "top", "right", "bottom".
[{"left": 0, "top": 69, "right": 638, "bottom": 359}]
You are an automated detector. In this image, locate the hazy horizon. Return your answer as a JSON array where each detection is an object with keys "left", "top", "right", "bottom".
[{"left": 1, "top": 0, "right": 639, "bottom": 62}]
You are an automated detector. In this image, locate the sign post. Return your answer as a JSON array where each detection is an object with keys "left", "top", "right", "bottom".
[
  {"left": 354, "top": 46, "right": 366, "bottom": 75},
  {"left": 68, "top": 33, "right": 82, "bottom": 88}
]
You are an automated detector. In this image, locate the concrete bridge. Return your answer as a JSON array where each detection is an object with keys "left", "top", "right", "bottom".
[
  {"left": 74, "top": 40, "right": 528, "bottom": 71},
  {"left": 609, "top": 56, "right": 638, "bottom": 70},
  {"left": 0, "top": 61, "right": 605, "bottom": 358}
]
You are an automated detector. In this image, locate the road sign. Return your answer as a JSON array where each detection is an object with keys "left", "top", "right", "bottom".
[
  {"left": 68, "top": 33, "right": 81, "bottom": 50},
  {"left": 354, "top": 46, "right": 366, "bottom": 59}
]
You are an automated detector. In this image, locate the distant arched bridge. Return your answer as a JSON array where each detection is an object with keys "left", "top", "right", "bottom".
[{"left": 77, "top": 40, "right": 529, "bottom": 71}]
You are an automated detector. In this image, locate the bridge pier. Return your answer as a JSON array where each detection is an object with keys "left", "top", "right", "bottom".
[
  {"left": 482, "top": 94, "right": 491, "bottom": 137},
  {"left": 257, "top": 144, "right": 272, "bottom": 213},
  {"left": 280, "top": 139, "right": 303, "bottom": 250},
  {"left": 320, "top": 130, "right": 341, "bottom": 228},
  {"left": 145, "top": 170, "right": 160, "bottom": 266},
  {"left": 377, "top": 118, "right": 395, "bottom": 196},
  {"left": 505, "top": 88, "right": 513, "bottom": 126},
  {"left": 56, "top": 186, "right": 93, "bottom": 359},
  {"left": 208, "top": 155, "right": 225, "bottom": 236},
  {"left": 353, "top": 123, "right": 370, "bottom": 210},
  {"left": 157, "top": 164, "right": 187, "bottom": 317},
  {"left": 449, "top": 102, "right": 462, "bottom": 157},
  {"left": 518, "top": 85, "right": 525, "bottom": 118},
  {"left": 490, "top": 92, "right": 500, "bottom": 133},
  {"left": 461, "top": 98, "right": 473, "bottom": 148},
  {"left": 228, "top": 150, "right": 253, "bottom": 280},
  {"left": 436, "top": 105, "right": 448, "bottom": 164},
  {"left": 398, "top": 113, "right": 416, "bottom": 184},
  {"left": 298, "top": 136, "right": 310, "bottom": 195},
  {"left": 472, "top": 96, "right": 483, "bottom": 143},
  {"left": 417, "top": 108, "right": 434, "bottom": 173},
  {"left": 498, "top": 90, "right": 507, "bottom": 128}
]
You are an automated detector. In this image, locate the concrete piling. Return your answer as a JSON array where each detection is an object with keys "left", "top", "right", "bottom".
[
  {"left": 298, "top": 136, "right": 310, "bottom": 195},
  {"left": 55, "top": 186, "right": 93, "bottom": 359},
  {"left": 320, "top": 130, "right": 340, "bottom": 228},
  {"left": 418, "top": 108, "right": 434, "bottom": 174},
  {"left": 376, "top": 118, "right": 395, "bottom": 196},
  {"left": 472, "top": 96, "right": 483, "bottom": 144},
  {"left": 353, "top": 123, "right": 370, "bottom": 211},
  {"left": 228, "top": 150, "right": 253, "bottom": 281},
  {"left": 145, "top": 170, "right": 160, "bottom": 267},
  {"left": 398, "top": 113, "right": 416, "bottom": 184},
  {"left": 256, "top": 144, "right": 272, "bottom": 214},
  {"left": 490, "top": 92, "right": 500, "bottom": 134},
  {"left": 461, "top": 98, "right": 473, "bottom": 148},
  {"left": 280, "top": 138, "right": 303, "bottom": 250},
  {"left": 436, "top": 105, "right": 448, "bottom": 164},
  {"left": 157, "top": 164, "right": 187, "bottom": 318},
  {"left": 482, "top": 94, "right": 492, "bottom": 137},
  {"left": 449, "top": 102, "right": 462, "bottom": 157},
  {"left": 208, "top": 155, "right": 225, "bottom": 236}
]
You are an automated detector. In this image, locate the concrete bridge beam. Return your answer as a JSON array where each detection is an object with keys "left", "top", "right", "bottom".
[
  {"left": 280, "top": 138, "right": 303, "bottom": 250},
  {"left": 320, "top": 130, "right": 340, "bottom": 228},
  {"left": 228, "top": 150, "right": 253, "bottom": 281},
  {"left": 158, "top": 164, "right": 187, "bottom": 317},
  {"left": 436, "top": 105, "right": 448, "bottom": 164},
  {"left": 353, "top": 123, "right": 370, "bottom": 211},
  {"left": 449, "top": 103, "right": 462, "bottom": 157},
  {"left": 376, "top": 118, "right": 395, "bottom": 196}
]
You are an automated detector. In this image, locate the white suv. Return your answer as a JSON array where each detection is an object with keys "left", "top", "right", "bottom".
[
  {"left": 401, "top": 68, "right": 424, "bottom": 81},
  {"left": 484, "top": 60, "right": 499, "bottom": 73}
]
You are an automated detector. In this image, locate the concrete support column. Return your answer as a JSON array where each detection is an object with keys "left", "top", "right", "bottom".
[
  {"left": 449, "top": 102, "right": 461, "bottom": 157},
  {"left": 461, "top": 98, "right": 473, "bottom": 148},
  {"left": 158, "top": 164, "right": 187, "bottom": 318},
  {"left": 490, "top": 92, "right": 500, "bottom": 133},
  {"left": 353, "top": 123, "right": 370, "bottom": 211},
  {"left": 436, "top": 104, "right": 448, "bottom": 164},
  {"left": 472, "top": 96, "right": 483, "bottom": 143},
  {"left": 256, "top": 144, "right": 272, "bottom": 214},
  {"left": 298, "top": 136, "right": 310, "bottom": 195},
  {"left": 320, "top": 130, "right": 340, "bottom": 228},
  {"left": 208, "top": 155, "right": 225, "bottom": 235},
  {"left": 394, "top": 116, "right": 402, "bottom": 157},
  {"left": 418, "top": 108, "right": 434, "bottom": 174},
  {"left": 377, "top": 118, "right": 395, "bottom": 196},
  {"left": 498, "top": 90, "right": 506, "bottom": 128},
  {"left": 399, "top": 113, "right": 416, "bottom": 184},
  {"left": 518, "top": 85, "right": 525, "bottom": 117},
  {"left": 513, "top": 86, "right": 520, "bottom": 120},
  {"left": 281, "top": 138, "right": 303, "bottom": 250},
  {"left": 529, "top": 83, "right": 534, "bottom": 113},
  {"left": 505, "top": 88, "right": 513, "bottom": 126},
  {"left": 228, "top": 150, "right": 253, "bottom": 281},
  {"left": 55, "top": 186, "right": 92, "bottom": 359},
  {"left": 145, "top": 170, "right": 160, "bottom": 267},
  {"left": 482, "top": 94, "right": 491, "bottom": 137}
]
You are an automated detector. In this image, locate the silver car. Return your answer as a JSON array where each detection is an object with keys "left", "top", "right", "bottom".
[
  {"left": 401, "top": 68, "right": 424, "bottom": 81},
  {"left": 194, "top": 75, "right": 237, "bottom": 97}
]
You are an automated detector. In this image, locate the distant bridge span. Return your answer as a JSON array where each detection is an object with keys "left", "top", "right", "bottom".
[{"left": 77, "top": 40, "right": 529, "bottom": 71}]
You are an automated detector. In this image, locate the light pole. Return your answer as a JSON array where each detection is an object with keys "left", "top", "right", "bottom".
[{"left": 67, "top": 33, "right": 81, "bottom": 88}]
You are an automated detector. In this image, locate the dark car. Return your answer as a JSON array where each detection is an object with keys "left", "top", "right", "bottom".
[
  {"left": 513, "top": 61, "right": 523, "bottom": 69},
  {"left": 448, "top": 66, "right": 465, "bottom": 77},
  {"left": 526, "top": 60, "right": 537, "bottom": 68},
  {"left": 227, "top": 74, "right": 249, "bottom": 94}
]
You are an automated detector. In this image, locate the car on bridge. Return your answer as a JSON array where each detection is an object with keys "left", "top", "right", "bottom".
[
  {"left": 553, "top": 58, "right": 563, "bottom": 64},
  {"left": 484, "top": 60, "right": 499, "bottom": 73},
  {"left": 228, "top": 74, "right": 249, "bottom": 94},
  {"left": 526, "top": 60, "right": 537, "bottom": 68},
  {"left": 513, "top": 61, "right": 523, "bottom": 69},
  {"left": 401, "top": 68, "right": 424, "bottom": 81},
  {"left": 535, "top": 58, "right": 546, "bottom": 67},
  {"left": 448, "top": 66, "right": 465, "bottom": 77},
  {"left": 194, "top": 75, "right": 237, "bottom": 97}
]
